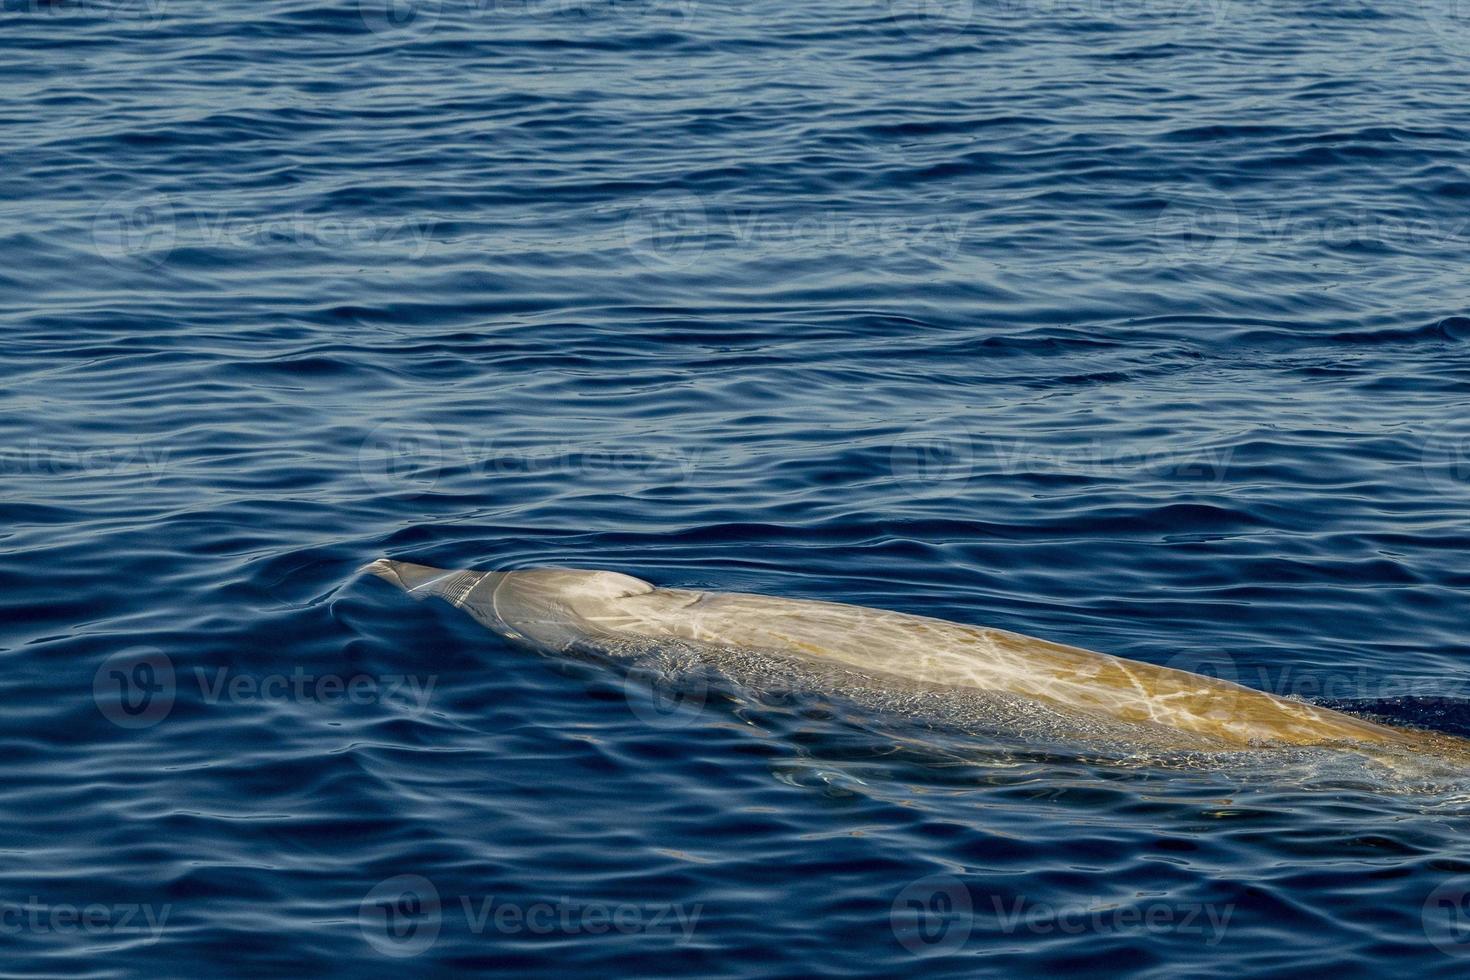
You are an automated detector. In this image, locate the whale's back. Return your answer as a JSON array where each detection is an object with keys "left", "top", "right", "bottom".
[
  {"left": 598, "top": 587, "right": 1415, "bottom": 750},
  {"left": 364, "top": 560, "right": 1452, "bottom": 757}
]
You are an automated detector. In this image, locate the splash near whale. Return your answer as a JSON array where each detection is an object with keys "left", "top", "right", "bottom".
[{"left": 362, "top": 559, "right": 1469, "bottom": 768}]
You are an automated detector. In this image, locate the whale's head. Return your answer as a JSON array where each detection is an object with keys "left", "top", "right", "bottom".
[{"left": 362, "top": 559, "right": 654, "bottom": 651}]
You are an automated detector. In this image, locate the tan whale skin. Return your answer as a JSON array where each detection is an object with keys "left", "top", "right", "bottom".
[{"left": 363, "top": 559, "right": 1460, "bottom": 757}]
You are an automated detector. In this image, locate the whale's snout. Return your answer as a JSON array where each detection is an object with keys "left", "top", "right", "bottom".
[
  {"left": 358, "top": 557, "right": 399, "bottom": 581},
  {"left": 364, "top": 559, "right": 658, "bottom": 651},
  {"left": 359, "top": 558, "right": 442, "bottom": 591},
  {"left": 359, "top": 558, "right": 492, "bottom": 606}
]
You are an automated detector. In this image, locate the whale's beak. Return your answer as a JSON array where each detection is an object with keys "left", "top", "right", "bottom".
[
  {"left": 359, "top": 558, "right": 454, "bottom": 595},
  {"left": 360, "top": 558, "right": 500, "bottom": 607}
]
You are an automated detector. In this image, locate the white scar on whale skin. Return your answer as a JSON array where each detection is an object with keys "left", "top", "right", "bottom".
[{"left": 361, "top": 559, "right": 1467, "bottom": 757}]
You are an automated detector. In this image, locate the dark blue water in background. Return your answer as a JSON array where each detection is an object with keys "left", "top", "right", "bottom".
[{"left": 4, "top": 0, "right": 1470, "bottom": 975}]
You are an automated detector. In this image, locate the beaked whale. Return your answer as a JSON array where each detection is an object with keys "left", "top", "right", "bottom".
[{"left": 362, "top": 558, "right": 1468, "bottom": 764}]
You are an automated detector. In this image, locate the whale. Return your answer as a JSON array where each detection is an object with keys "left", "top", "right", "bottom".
[{"left": 361, "top": 558, "right": 1469, "bottom": 766}]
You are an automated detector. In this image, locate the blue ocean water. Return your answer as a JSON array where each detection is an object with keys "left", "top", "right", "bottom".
[{"left": 4, "top": 0, "right": 1470, "bottom": 974}]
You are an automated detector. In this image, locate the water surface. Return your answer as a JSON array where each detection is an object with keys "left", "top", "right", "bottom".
[{"left": 4, "top": 0, "right": 1470, "bottom": 975}]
